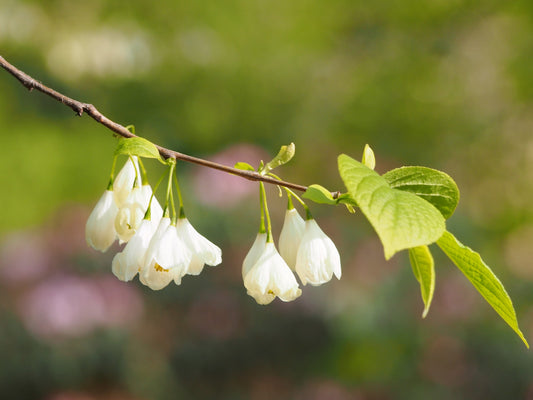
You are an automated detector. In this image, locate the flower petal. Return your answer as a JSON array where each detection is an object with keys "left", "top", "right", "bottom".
[
  {"left": 113, "top": 156, "right": 140, "bottom": 207},
  {"left": 279, "top": 208, "right": 306, "bottom": 269},
  {"left": 114, "top": 187, "right": 146, "bottom": 243},
  {"left": 242, "top": 232, "right": 267, "bottom": 280},
  {"left": 85, "top": 190, "right": 118, "bottom": 252},
  {"left": 295, "top": 219, "right": 341, "bottom": 286},
  {"left": 177, "top": 217, "right": 222, "bottom": 275},
  {"left": 141, "top": 218, "right": 191, "bottom": 290},
  {"left": 244, "top": 242, "right": 301, "bottom": 305}
]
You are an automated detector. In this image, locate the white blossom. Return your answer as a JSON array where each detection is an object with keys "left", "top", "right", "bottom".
[
  {"left": 295, "top": 219, "right": 341, "bottom": 286},
  {"left": 176, "top": 217, "right": 222, "bottom": 275},
  {"left": 85, "top": 190, "right": 118, "bottom": 252},
  {"left": 278, "top": 208, "right": 306, "bottom": 269},
  {"left": 114, "top": 186, "right": 146, "bottom": 243},
  {"left": 242, "top": 232, "right": 267, "bottom": 280},
  {"left": 113, "top": 156, "right": 140, "bottom": 207},
  {"left": 140, "top": 217, "right": 192, "bottom": 290},
  {"left": 244, "top": 241, "right": 301, "bottom": 305},
  {"left": 111, "top": 218, "right": 159, "bottom": 282}
]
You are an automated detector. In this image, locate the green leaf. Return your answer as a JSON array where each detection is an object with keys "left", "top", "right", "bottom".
[
  {"left": 338, "top": 154, "right": 446, "bottom": 259},
  {"left": 234, "top": 161, "right": 255, "bottom": 171},
  {"left": 115, "top": 137, "right": 164, "bottom": 163},
  {"left": 262, "top": 143, "right": 295, "bottom": 174},
  {"left": 361, "top": 144, "right": 376, "bottom": 170},
  {"left": 303, "top": 185, "right": 357, "bottom": 213},
  {"left": 437, "top": 231, "right": 529, "bottom": 348},
  {"left": 409, "top": 245, "right": 435, "bottom": 318},
  {"left": 383, "top": 166, "right": 459, "bottom": 219},
  {"left": 303, "top": 184, "right": 337, "bottom": 205}
]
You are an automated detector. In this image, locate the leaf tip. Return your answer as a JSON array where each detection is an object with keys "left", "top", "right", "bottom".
[
  {"left": 362, "top": 144, "right": 376, "bottom": 170},
  {"left": 518, "top": 330, "right": 529, "bottom": 349},
  {"left": 384, "top": 247, "right": 396, "bottom": 261}
]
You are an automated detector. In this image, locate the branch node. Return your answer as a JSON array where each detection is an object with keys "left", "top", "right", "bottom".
[{"left": 71, "top": 104, "right": 84, "bottom": 117}]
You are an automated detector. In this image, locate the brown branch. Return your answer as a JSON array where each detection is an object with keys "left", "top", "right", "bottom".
[{"left": 0, "top": 55, "right": 320, "bottom": 194}]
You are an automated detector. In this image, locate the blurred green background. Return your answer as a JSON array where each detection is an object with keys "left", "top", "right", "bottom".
[{"left": 2, "top": 0, "right": 533, "bottom": 399}]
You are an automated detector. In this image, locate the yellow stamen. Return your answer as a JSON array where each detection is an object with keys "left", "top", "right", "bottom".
[{"left": 154, "top": 264, "right": 169, "bottom": 273}]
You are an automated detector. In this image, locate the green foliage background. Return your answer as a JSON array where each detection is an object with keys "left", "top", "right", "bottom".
[{"left": 1, "top": 0, "right": 533, "bottom": 399}]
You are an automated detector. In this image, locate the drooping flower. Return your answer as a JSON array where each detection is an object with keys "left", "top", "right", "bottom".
[
  {"left": 278, "top": 208, "right": 306, "bottom": 269},
  {"left": 114, "top": 181, "right": 164, "bottom": 245},
  {"left": 242, "top": 232, "right": 267, "bottom": 280},
  {"left": 85, "top": 190, "right": 119, "bottom": 252},
  {"left": 176, "top": 217, "right": 222, "bottom": 275},
  {"left": 244, "top": 241, "right": 301, "bottom": 305},
  {"left": 113, "top": 156, "right": 140, "bottom": 207},
  {"left": 295, "top": 219, "right": 341, "bottom": 286},
  {"left": 114, "top": 186, "right": 146, "bottom": 243},
  {"left": 111, "top": 218, "right": 159, "bottom": 282},
  {"left": 140, "top": 217, "right": 192, "bottom": 290}
]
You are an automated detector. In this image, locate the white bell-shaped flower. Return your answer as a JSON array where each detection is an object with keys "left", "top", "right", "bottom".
[
  {"left": 140, "top": 217, "right": 192, "bottom": 290},
  {"left": 85, "top": 190, "right": 119, "bottom": 252},
  {"left": 242, "top": 232, "right": 267, "bottom": 280},
  {"left": 114, "top": 186, "right": 146, "bottom": 243},
  {"left": 111, "top": 218, "right": 159, "bottom": 282},
  {"left": 176, "top": 217, "right": 222, "bottom": 275},
  {"left": 113, "top": 156, "right": 140, "bottom": 207},
  {"left": 278, "top": 208, "right": 306, "bottom": 269},
  {"left": 244, "top": 241, "right": 302, "bottom": 305},
  {"left": 295, "top": 219, "right": 342, "bottom": 286}
]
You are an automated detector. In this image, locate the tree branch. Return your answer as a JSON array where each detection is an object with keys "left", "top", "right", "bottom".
[{"left": 0, "top": 55, "right": 323, "bottom": 194}]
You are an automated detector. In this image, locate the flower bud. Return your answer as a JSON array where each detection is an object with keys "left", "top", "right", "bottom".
[{"left": 85, "top": 190, "right": 118, "bottom": 252}]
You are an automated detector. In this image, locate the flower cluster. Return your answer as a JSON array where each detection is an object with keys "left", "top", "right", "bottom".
[
  {"left": 242, "top": 185, "right": 341, "bottom": 305},
  {"left": 85, "top": 157, "right": 222, "bottom": 290},
  {"left": 86, "top": 151, "right": 341, "bottom": 304}
]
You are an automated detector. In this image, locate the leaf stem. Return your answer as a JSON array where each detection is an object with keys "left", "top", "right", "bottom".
[
  {"left": 164, "top": 160, "right": 176, "bottom": 217},
  {"left": 280, "top": 184, "right": 312, "bottom": 219},
  {"left": 143, "top": 170, "right": 166, "bottom": 220},
  {"left": 129, "top": 155, "right": 141, "bottom": 188},
  {"left": 260, "top": 182, "right": 273, "bottom": 242},
  {"left": 138, "top": 157, "right": 149, "bottom": 185},
  {"left": 173, "top": 171, "right": 185, "bottom": 218}
]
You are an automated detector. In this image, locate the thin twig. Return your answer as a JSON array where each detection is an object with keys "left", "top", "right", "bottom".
[{"left": 0, "top": 55, "right": 317, "bottom": 193}]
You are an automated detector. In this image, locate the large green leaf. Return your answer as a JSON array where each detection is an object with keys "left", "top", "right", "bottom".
[
  {"left": 437, "top": 231, "right": 528, "bottom": 348},
  {"left": 383, "top": 166, "right": 459, "bottom": 219},
  {"left": 338, "top": 154, "right": 445, "bottom": 259},
  {"left": 409, "top": 245, "right": 435, "bottom": 318}
]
